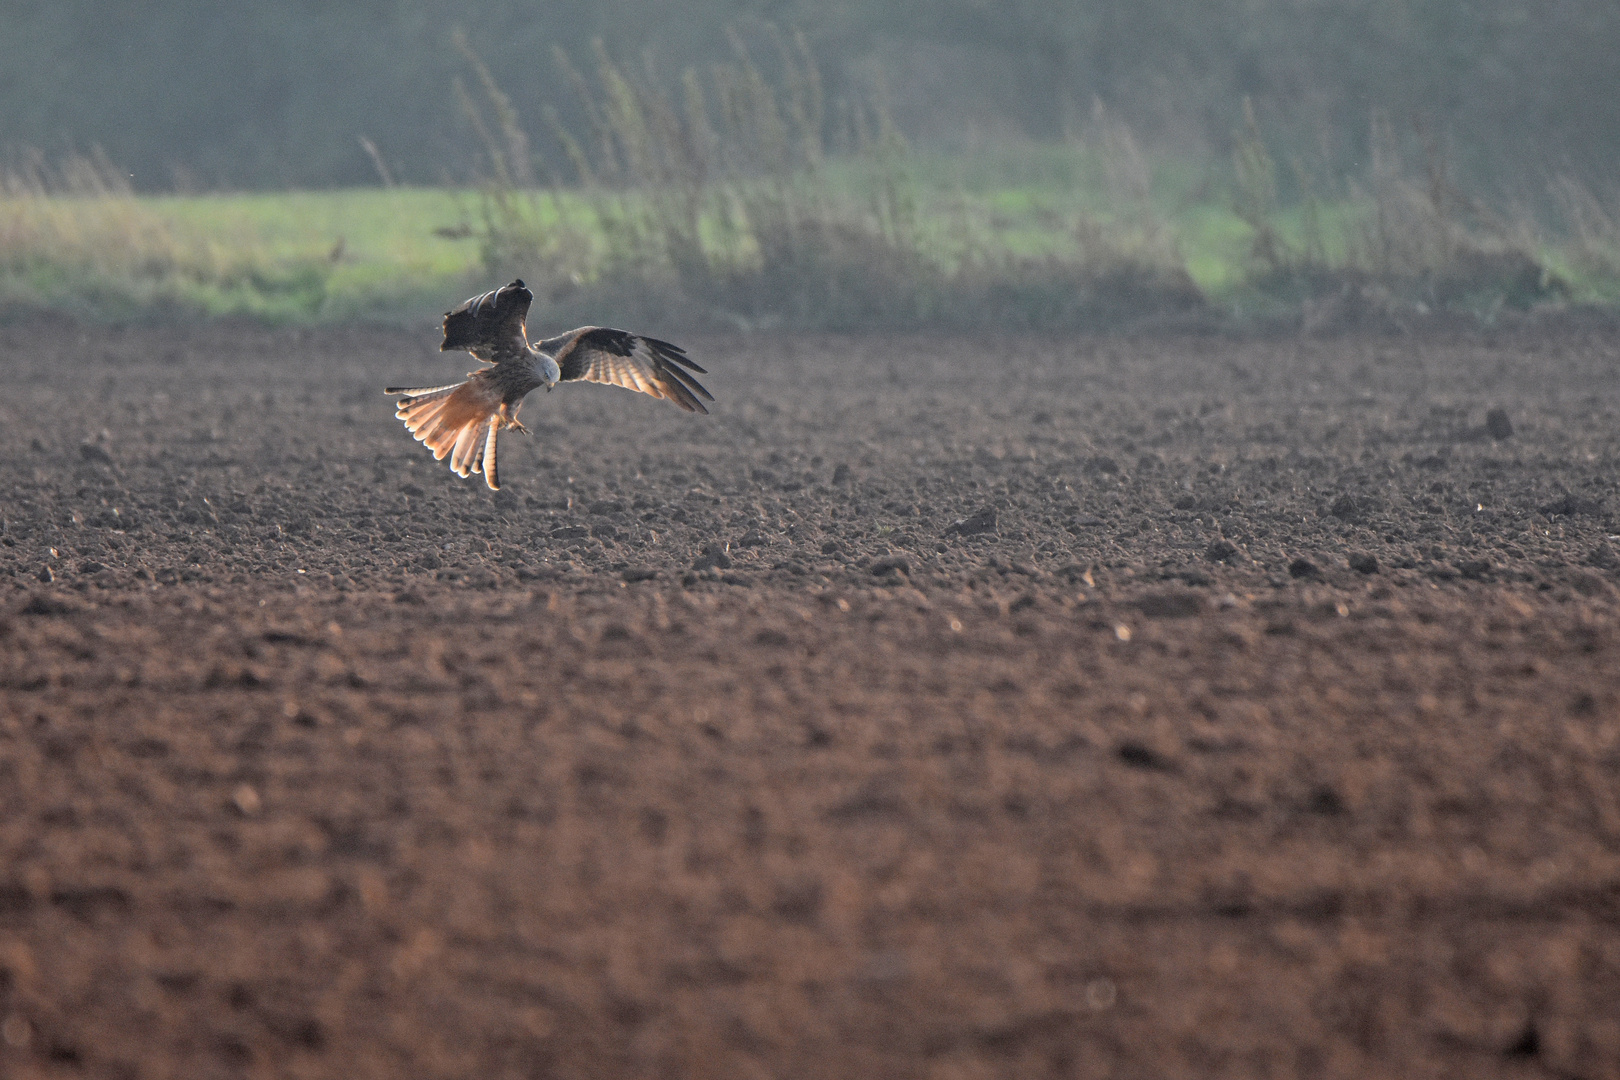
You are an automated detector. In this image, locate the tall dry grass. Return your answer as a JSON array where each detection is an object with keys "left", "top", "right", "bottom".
[
  {"left": 1233, "top": 104, "right": 1573, "bottom": 323},
  {"left": 456, "top": 33, "right": 1202, "bottom": 331},
  {"left": 0, "top": 148, "right": 329, "bottom": 318},
  {"left": 1, "top": 148, "right": 192, "bottom": 308},
  {"left": 3, "top": 75, "right": 1609, "bottom": 329},
  {"left": 1551, "top": 174, "right": 1620, "bottom": 286}
]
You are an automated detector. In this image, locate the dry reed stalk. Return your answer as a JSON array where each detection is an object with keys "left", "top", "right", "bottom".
[
  {"left": 456, "top": 30, "right": 1199, "bottom": 330},
  {"left": 0, "top": 148, "right": 334, "bottom": 319},
  {"left": 1, "top": 149, "right": 194, "bottom": 283},
  {"left": 1551, "top": 174, "right": 1620, "bottom": 279}
]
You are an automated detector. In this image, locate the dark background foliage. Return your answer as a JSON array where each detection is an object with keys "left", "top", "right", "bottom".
[{"left": 3, "top": 0, "right": 1618, "bottom": 191}]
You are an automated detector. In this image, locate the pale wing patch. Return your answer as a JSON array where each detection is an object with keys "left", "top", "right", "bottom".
[
  {"left": 595, "top": 354, "right": 636, "bottom": 393},
  {"left": 571, "top": 339, "right": 704, "bottom": 409},
  {"left": 587, "top": 350, "right": 661, "bottom": 398}
]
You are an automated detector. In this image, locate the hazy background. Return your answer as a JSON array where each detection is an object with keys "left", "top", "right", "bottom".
[{"left": 4, "top": 0, "right": 1619, "bottom": 192}]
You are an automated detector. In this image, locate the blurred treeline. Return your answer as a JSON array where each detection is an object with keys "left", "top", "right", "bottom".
[{"left": 4, "top": 0, "right": 1619, "bottom": 192}]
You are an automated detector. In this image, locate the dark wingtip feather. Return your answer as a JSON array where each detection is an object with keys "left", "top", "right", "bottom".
[
  {"left": 644, "top": 336, "right": 707, "bottom": 374},
  {"left": 661, "top": 363, "right": 715, "bottom": 404},
  {"left": 643, "top": 335, "right": 686, "bottom": 355},
  {"left": 657, "top": 368, "right": 709, "bottom": 414}
]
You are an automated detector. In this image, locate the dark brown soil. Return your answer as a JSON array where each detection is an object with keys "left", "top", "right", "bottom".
[{"left": 2, "top": 320, "right": 1619, "bottom": 1079}]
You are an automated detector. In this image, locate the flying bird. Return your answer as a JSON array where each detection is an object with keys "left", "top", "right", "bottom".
[{"left": 384, "top": 280, "right": 712, "bottom": 489}]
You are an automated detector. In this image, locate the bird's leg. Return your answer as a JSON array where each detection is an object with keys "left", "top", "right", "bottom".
[{"left": 499, "top": 402, "right": 530, "bottom": 435}]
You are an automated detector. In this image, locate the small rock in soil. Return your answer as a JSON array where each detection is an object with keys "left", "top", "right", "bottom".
[
  {"left": 944, "top": 508, "right": 998, "bottom": 537},
  {"left": 1288, "top": 558, "right": 1320, "bottom": 579},
  {"left": 1084, "top": 456, "right": 1120, "bottom": 475},
  {"left": 1484, "top": 407, "right": 1514, "bottom": 440},
  {"left": 1505, "top": 1020, "right": 1540, "bottom": 1058},
  {"left": 1329, "top": 493, "right": 1378, "bottom": 522},
  {"left": 1116, "top": 742, "right": 1173, "bottom": 770},
  {"left": 1304, "top": 785, "right": 1346, "bottom": 816}
]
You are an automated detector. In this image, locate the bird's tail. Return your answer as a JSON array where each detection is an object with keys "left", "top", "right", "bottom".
[{"left": 384, "top": 379, "right": 505, "bottom": 490}]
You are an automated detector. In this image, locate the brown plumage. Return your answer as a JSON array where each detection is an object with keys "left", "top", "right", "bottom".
[
  {"left": 540, "top": 325, "right": 712, "bottom": 414},
  {"left": 384, "top": 280, "right": 712, "bottom": 490}
]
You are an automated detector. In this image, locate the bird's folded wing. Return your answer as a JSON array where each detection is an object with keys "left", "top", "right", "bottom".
[{"left": 547, "top": 327, "right": 714, "bottom": 413}]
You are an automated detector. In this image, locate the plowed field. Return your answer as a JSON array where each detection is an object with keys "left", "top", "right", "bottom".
[{"left": 2, "top": 319, "right": 1619, "bottom": 1079}]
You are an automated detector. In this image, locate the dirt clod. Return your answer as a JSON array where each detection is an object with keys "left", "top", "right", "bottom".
[
  {"left": 1115, "top": 741, "right": 1173, "bottom": 770},
  {"left": 1132, "top": 590, "right": 1203, "bottom": 618},
  {"left": 1329, "top": 493, "right": 1378, "bottom": 521},
  {"left": 1485, "top": 407, "right": 1514, "bottom": 439},
  {"left": 692, "top": 543, "right": 732, "bottom": 570}
]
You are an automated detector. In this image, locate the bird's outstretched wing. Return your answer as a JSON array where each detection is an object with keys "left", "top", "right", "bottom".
[
  {"left": 440, "top": 279, "right": 533, "bottom": 364},
  {"left": 540, "top": 327, "right": 714, "bottom": 413}
]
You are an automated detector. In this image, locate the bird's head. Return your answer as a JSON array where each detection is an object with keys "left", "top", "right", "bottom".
[{"left": 540, "top": 352, "right": 560, "bottom": 390}]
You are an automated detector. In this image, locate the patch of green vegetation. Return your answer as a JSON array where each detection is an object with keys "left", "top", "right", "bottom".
[
  {"left": 148, "top": 188, "right": 483, "bottom": 307},
  {"left": 0, "top": 166, "right": 487, "bottom": 324},
  {"left": 2, "top": 136, "right": 1617, "bottom": 328}
]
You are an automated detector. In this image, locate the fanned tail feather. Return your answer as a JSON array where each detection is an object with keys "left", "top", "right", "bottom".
[
  {"left": 384, "top": 378, "right": 506, "bottom": 490},
  {"left": 482, "top": 422, "right": 500, "bottom": 490},
  {"left": 383, "top": 382, "right": 464, "bottom": 399},
  {"left": 449, "top": 418, "right": 487, "bottom": 478}
]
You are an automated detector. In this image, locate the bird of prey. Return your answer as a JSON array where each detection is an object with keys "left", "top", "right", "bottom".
[{"left": 384, "top": 280, "right": 712, "bottom": 490}]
